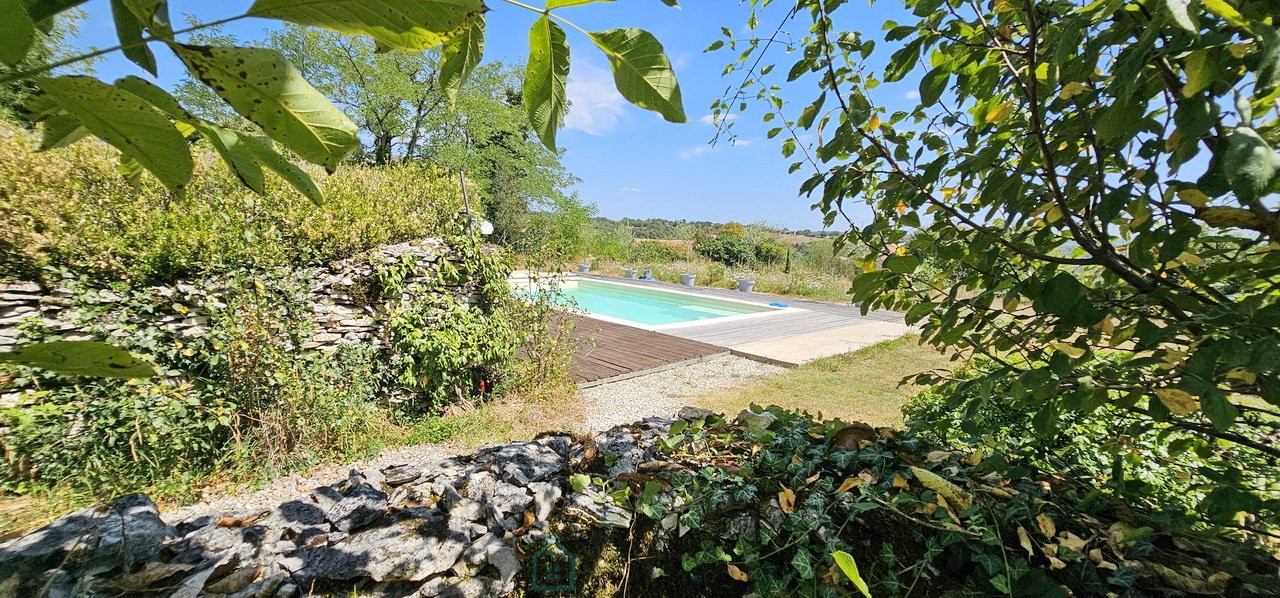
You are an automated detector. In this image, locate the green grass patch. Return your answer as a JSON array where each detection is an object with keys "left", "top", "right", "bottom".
[{"left": 692, "top": 335, "right": 955, "bottom": 427}]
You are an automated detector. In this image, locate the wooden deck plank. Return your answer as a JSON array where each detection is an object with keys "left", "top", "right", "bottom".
[{"left": 566, "top": 315, "right": 726, "bottom": 384}]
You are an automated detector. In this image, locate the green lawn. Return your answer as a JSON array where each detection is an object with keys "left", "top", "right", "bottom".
[{"left": 692, "top": 335, "right": 956, "bottom": 427}]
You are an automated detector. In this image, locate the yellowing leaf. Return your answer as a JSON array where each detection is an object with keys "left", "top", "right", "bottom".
[
  {"left": 994, "top": 0, "right": 1015, "bottom": 12},
  {"left": 1226, "top": 368, "right": 1257, "bottom": 385},
  {"left": 985, "top": 101, "right": 1014, "bottom": 124},
  {"left": 925, "top": 450, "right": 951, "bottom": 462},
  {"left": 911, "top": 466, "right": 973, "bottom": 511},
  {"left": 778, "top": 487, "right": 796, "bottom": 513},
  {"left": 1002, "top": 293, "right": 1021, "bottom": 312},
  {"left": 1182, "top": 51, "right": 1212, "bottom": 98},
  {"left": 805, "top": 471, "right": 821, "bottom": 485},
  {"left": 895, "top": 246, "right": 907, "bottom": 256},
  {"left": 1058, "top": 531, "right": 1088, "bottom": 553},
  {"left": 941, "top": 187, "right": 957, "bottom": 200},
  {"left": 1227, "top": 42, "right": 1255, "bottom": 59},
  {"left": 1036, "top": 513, "right": 1057, "bottom": 538},
  {"left": 832, "top": 550, "right": 872, "bottom": 598},
  {"left": 835, "top": 477, "right": 862, "bottom": 494},
  {"left": 868, "top": 114, "right": 881, "bottom": 130},
  {"left": 1203, "top": 0, "right": 1246, "bottom": 28},
  {"left": 896, "top": 199, "right": 907, "bottom": 214},
  {"left": 1177, "top": 188, "right": 1210, "bottom": 207},
  {"left": 1177, "top": 251, "right": 1203, "bottom": 266},
  {"left": 1059, "top": 81, "right": 1088, "bottom": 99},
  {"left": 1017, "top": 526, "right": 1035, "bottom": 556},
  {"left": 892, "top": 474, "right": 911, "bottom": 490},
  {"left": 1050, "top": 342, "right": 1086, "bottom": 358},
  {"left": 726, "top": 563, "right": 749, "bottom": 582},
  {"left": 1155, "top": 388, "right": 1200, "bottom": 415}
]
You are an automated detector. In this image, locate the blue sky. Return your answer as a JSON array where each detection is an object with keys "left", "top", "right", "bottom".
[{"left": 69, "top": 1, "right": 918, "bottom": 230}]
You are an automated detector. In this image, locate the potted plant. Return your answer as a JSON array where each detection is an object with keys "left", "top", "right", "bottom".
[
  {"left": 578, "top": 263, "right": 591, "bottom": 273},
  {"left": 624, "top": 268, "right": 638, "bottom": 279},
  {"left": 737, "top": 277, "right": 756, "bottom": 292},
  {"left": 681, "top": 273, "right": 696, "bottom": 286}
]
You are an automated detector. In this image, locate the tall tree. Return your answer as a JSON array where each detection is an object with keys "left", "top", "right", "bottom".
[{"left": 268, "top": 25, "right": 442, "bottom": 166}]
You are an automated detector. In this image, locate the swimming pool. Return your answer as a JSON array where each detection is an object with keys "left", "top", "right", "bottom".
[{"left": 548, "top": 279, "right": 788, "bottom": 329}]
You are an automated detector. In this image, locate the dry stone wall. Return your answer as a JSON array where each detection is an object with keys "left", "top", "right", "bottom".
[{"left": 0, "top": 239, "right": 471, "bottom": 354}]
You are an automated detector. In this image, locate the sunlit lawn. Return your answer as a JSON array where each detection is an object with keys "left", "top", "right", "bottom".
[{"left": 692, "top": 335, "right": 956, "bottom": 428}]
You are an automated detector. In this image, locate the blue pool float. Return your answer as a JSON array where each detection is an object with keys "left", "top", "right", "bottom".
[{"left": 769, "top": 301, "right": 789, "bottom": 308}]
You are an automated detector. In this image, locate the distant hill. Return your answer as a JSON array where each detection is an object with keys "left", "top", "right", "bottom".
[{"left": 593, "top": 217, "right": 839, "bottom": 242}]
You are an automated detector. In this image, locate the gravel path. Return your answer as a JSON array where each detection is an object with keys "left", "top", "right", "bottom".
[
  {"left": 161, "top": 355, "right": 782, "bottom": 523},
  {"left": 161, "top": 444, "right": 452, "bottom": 524},
  {"left": 579, "top": 355, "right": 785, "bottom": 431}
]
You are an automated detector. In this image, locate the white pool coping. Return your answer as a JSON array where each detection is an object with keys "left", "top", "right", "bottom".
[{"left": 514, "top": 275, "right": 806, "bottom": 332}]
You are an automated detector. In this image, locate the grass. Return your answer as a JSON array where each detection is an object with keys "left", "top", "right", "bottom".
[{"left": 691, "top": 335, "right": 956, "bottom": 428}]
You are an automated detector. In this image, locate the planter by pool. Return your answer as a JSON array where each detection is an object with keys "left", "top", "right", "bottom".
[
  {"left": 578, "top": 263, "right": 591, "bottom": 273},
  {"left": 737, "top": 278, "right": 756, "bottom": 293},
  {"left": 624, "top": 268, "right": 638, "bottom": 279},
  {"left": 681, "top": 273, "right": 696, "bottom": 286}
]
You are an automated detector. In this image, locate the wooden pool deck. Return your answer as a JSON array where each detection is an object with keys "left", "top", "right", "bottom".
[{"left": 566, "top": 315, "right": 729, "bottom": 387}]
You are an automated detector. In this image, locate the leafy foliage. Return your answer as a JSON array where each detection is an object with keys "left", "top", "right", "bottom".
[
  {"left": 720, "top": 0, "right": 1280, "bottom": 539},
  {"left": 695, "top": 233, "right": 757, "bottom": 267},
  {"left": 3, "top": 0, "right": 687, "bottom": 206},
  {"left": 0, "top": 122, "right": 463, "bottom": 284},
  {"left": 568, "top": 408, "right": 1278, "bottom": 596}
]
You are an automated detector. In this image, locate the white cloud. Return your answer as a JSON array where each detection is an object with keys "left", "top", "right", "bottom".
[
  {"left": 678, "top": 145, "right": 713, "bottom": 160},
  {"left": 732, "top": 138, "right": 753, "bottom": 147},
  {"left": 904, "top": 90, "right": 921, "bottom": 100},
  {"left": 698, "top": 113, "right": 738, "bottom": 126},
  {"left": 619, "top": 186, "right": 642, "bottom": 193},
  {"left": 564, "top": 60, "right": 626, "bottom": 136}
]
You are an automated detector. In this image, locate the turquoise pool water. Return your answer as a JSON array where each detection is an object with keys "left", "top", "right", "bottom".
[{"left": 556, "top": 280, "right": 775, "bottom": 326}]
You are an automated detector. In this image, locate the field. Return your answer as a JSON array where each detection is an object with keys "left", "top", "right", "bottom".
[{"left": 692, "top": 336, "right": 955, "bottom": 427}]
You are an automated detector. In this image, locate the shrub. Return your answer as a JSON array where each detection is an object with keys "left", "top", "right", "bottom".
[
  {"left": 904, "top": 358, "right": 1280, "bottom": 537},
  {"left": 0, "top": 123, "right": 463, "bottom": 284},
  {"left": 753, "top": 239, "right": 788, "bottom": 265},
  {"left": 630, "top": 241, "right": 689, "bottom": 263},
  {"left": 695, "top": 234, "right": 756, "bottom": 266}
]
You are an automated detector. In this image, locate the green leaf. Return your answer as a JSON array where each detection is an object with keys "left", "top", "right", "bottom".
[
  {"left": 919, "top": 67, "right": 948, "bottom": 107},
  {"left": 440, "top": 16, "right": 484, "bottom": 106},
  {"left": 242, "top": 134, "right": 323, "bottom": 203},
  {"left": 904, "top": 301, "right": 936, "bottom": 325},
  {"left": 791, "top": 548, "right": 814, "bottom": 579},
  {"left": 110, "top": 0, "right": 157, "bottom": 75},
  {"left": 1160, "top": 0, "right": 1197, "bottom": 32},
  {"left": 0, "top": 0, "right": 35, "bottom": 66},
  {"left": 524, "top": 15, "right": 570, "bottom": 151},
  {"left": 248, "top": 0, "right": 482, "bottom": 50},
  {"left": 659, "top": 0, "right": 678, "bottom": 5},
  {"left": 1256, "top": 26, "right": 1280, "bottom": 96},
  {"left": 38, "top": 76, "right": 193, "bottom": 193},
  {"left": 589, "top": 28, "right": 687, "bottom": 124},
  {"left": 23, "top": 0, "right": 88, "bottom": 22},
  {"left": 1182, "top": 50, "right": 1214, "bottom": 97},
  {"left": 1200, "top": 389, "right": 1238, "bottom": 429},
  {"left": 0, "top": 341, "right": 155, "bottom": 378},
  {"left": 172, "top": 44, "right": 359, "bottom": 173},
  {"left": 38, "top": 112, "right": 88, "bottom": 150},
  {"left": 569, "top": 473, "right": 590, "bottom": 492},
  {"left": 797, "top": 93, "right": 825, "bottom": 129},
  {"left": 548, "top": 0, "right": 613, "bottom": 7},
  {"left": 114, "top": 75, "right": 191, "bottom": 119},
  {"left": 1202, "top": 0, "right": 1246, "bottom": 29},
  {"left": 199, "top": 123, "right": 267, "bottom": 194},
  {"left": 832, "top": 551, "right": 872, "bottom": 598},
  {"left": 884, "top": 254, "right": 919, "bottom": 273},
  {"left": 1224, "top": 127, "right": 1276, "bottom": 202}
]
